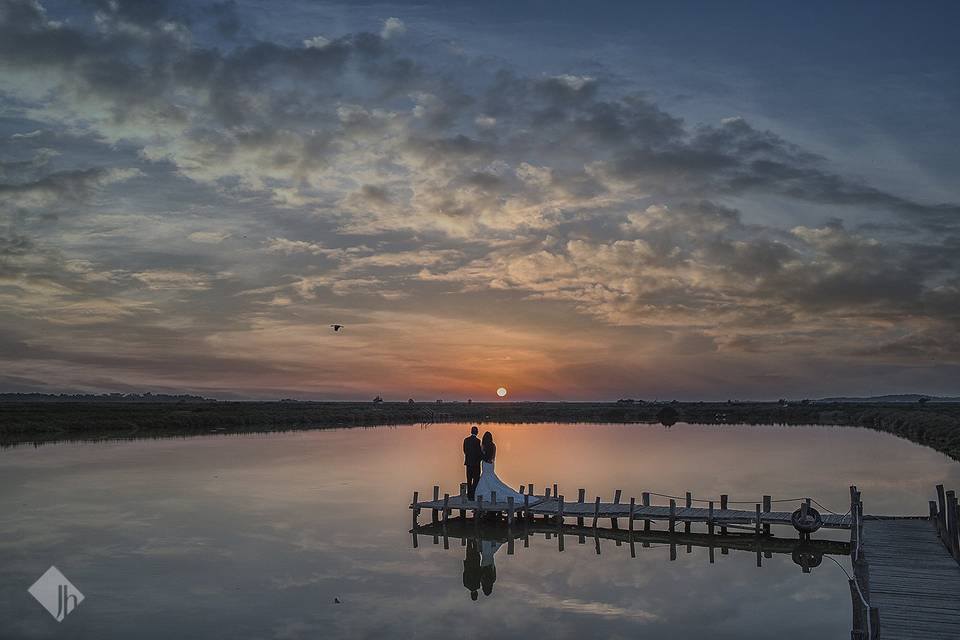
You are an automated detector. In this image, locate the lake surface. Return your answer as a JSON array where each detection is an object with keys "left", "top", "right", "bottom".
[{"left": 3, "top": 422, "right": 958, "bottom": 639}]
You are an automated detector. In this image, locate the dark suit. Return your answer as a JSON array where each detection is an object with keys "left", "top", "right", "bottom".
[
  {"left": 462, "top": 540, "right": 481, "bottom": 599},
  {"left": 463, "top": 434, "right": 482, "bottom": 500}
]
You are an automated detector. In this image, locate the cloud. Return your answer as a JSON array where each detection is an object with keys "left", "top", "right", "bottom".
[
  {"left": 130, "top": 270, "right": 220, "bottom": 291},
  {"left": 380, "top": 17, "right": 406, "bottom": 39},
  {"left": 187, "top": 231, "right": 231, "bottom": 244},
  {"left": 263, "top": 237, "right": 328, "bottom": 255},
  {"left": 0, "top": 0, "right": 958, "bottom": 397},
  {"left": 0, "top": 167, "right": 141, "bottom": 215},
  {"left": 303, "top": 35, "right": 330, "bottom": 49}
]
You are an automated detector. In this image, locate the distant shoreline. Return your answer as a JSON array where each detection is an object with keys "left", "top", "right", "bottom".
[{"left": 3, "top": 400, "right": 959, "bottom": 460}]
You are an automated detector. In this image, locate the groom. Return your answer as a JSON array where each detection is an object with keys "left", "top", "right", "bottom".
[{"left": 463, "top": 425, "right": 482, "bottom": 500}]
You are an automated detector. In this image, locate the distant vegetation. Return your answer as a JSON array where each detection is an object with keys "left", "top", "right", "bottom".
[
  {"left": 0, "top": 392, "right": 214, "bottom": 403},
  {"left": 2, "top": 399, "right": 959, "bottom": 459},
  {"left": 818, "top": 394, "right": 960, "bottom": 403}
]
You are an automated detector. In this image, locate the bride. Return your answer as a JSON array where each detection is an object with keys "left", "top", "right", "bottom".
[{"left": 473, "top": 431, "right": 526, "bottom": 503}]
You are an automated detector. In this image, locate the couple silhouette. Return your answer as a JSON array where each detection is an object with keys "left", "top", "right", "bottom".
[{"left": 462, "top": 425, "right": 525, "bottom": 503}]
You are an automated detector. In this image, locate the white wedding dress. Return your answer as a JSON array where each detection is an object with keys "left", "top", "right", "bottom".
[
  {"left": 480, "top": 540, "right": 501, "bottom": 567},
  {"left": 474, "top": 459, "right": 527, "bottom": 504}
]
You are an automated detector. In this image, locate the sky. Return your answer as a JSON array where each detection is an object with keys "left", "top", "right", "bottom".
[{"left": 1, "top": 0, "right": 959, "bottom": 401}]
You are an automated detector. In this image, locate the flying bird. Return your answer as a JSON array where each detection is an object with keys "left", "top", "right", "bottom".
[{"left": 330, "top": 324, "right": 344, "bottom": 332}]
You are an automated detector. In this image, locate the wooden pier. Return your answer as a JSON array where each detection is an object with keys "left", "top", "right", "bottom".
[
  {"left": 848, "top": 484, "right": 960, "bottom": 640},
  {"left": 411, "top": 482, "right": 960, "bottom": 638},
  {"left": 410, "top": 484, "right": 852, "bottom": 534}
]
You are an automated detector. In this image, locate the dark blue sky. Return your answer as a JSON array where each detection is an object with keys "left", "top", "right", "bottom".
[{"left": 2, "top": 0, "right": 959, "bottom": 399}]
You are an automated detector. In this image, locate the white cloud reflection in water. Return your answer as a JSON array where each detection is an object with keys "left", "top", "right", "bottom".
[{"left": 2, "top": 422, "right": 958, "bottom": 639}]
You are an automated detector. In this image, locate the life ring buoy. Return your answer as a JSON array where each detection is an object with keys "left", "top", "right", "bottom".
[{"left": 791, "top": 506, "right": 822, "bottom": 533}]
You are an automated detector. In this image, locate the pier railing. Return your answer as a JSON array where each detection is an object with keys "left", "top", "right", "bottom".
[{"left": 931, "top": 484, "right": 960, "bottom": 563}]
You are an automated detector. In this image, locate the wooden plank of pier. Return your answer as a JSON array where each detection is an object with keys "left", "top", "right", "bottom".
[{"left": 862, "top": 518, "right": 960, "bottom": 639}]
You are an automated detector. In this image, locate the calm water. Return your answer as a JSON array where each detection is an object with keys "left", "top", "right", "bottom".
[{"left": 3, "top": 422, "right": 958, "bottom": 639}]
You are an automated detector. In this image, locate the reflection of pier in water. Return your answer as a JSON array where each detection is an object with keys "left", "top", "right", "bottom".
[
  {"left": 410, "top": 484, "right": 960, "bottom": 640},
  {"left": 411, "top": 484, "right": 960, "bottom": 639},
  {"left": 411, "top": 516, "right": 848, "bottom": 573}
]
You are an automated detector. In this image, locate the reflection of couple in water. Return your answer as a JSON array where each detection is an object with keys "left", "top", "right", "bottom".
[{"left": 462, "top": 538, "right": 499, "bottom": 600}]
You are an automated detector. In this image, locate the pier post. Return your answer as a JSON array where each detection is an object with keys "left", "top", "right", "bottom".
[
  {"left": 553, "top": 483, "right": 558, "bottom": 498},
  {"left": 612, "top": 489, "right": 622, "bottom": 528},
  {"left": 432, "top": 485, "right": 439, "bottom": 522},
  {"left": 755, "top": 504, "right": 761, "bottom": 536},
  {"left": 850, "top": 495, "right": 860, "bottom": 560},
  {"left": 629, "top": 497, "right": 636, "bottom": 532},
  {"left": 577, "top": 489, "right": 586, "bottom": 527},
  {"left": 593, "top": 497, "right": 601, "bottom": 529},
  {"left": 442, "top": 493, "right": 449, "bottom": 523},
  {"left": 849, "top": 578, "right": 866, "bottom": 639},
  {"left": 719, "top": 497, "right": 730, "bottom": 555},
  {"left": 763, "top": 495, "right": 771, "bottom": 535},
  {"left": 524, "top": 493, "right": 530, "bottom": 520},
  {"left": 720, "top": 494, "right": 728, "bottom": 535},
  {"left": 956, "top": 501, "right": 960, "bottom": 559},
  {"left": 947, "top": 491, "right": 959, "bottom": 559},
  {"left": 412, "top": 491, "right": 419, "bottom": 527},
  {"left": 936, "top": 484, "right": 946, "bottom": 538},
  {"left": 669, "top": 499, "right": 676, "bottom": 532},
  {"left": 642, "top": 492, "right": 651, "bottom": 532},
  {"left": 685, "top": 491, "right": 692, "bottom": 534},
  {"left": 507, "top": 496, "right": 514, "bottom": 526},
  {"left": 869, "top": 607, "right": 880, "bottom": 640},
  {"left": 528, "top": 483, "right": 534, "bottom": 497},
  {"left": 557, "top": 496, "right": 565, "bottom": 551},
  {"left": 708, "top": 500, "right": 715, "bottom": 534}
]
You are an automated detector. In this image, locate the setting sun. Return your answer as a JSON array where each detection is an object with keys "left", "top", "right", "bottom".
[{"left": 496, "top": 387, "right": 508, "bottom": 397}]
